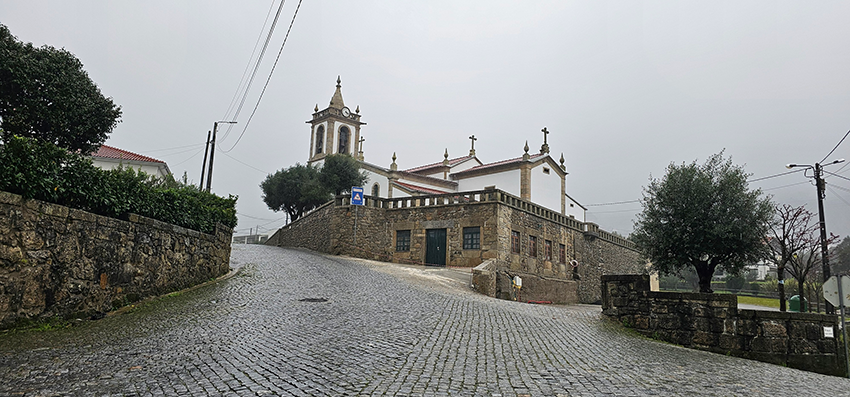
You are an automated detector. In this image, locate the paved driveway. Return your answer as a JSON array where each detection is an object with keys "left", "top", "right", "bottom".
[{"left": 1, "top": 245, "right": 848, "bottom": 396}]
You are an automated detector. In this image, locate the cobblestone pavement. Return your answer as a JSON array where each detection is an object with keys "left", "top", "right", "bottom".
[{"left": 1, "top": 245, "right": 849, "bottom": 396}]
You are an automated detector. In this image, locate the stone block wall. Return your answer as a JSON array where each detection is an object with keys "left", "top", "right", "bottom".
[
  {"left": 268, "top": 189, "right": 644, "bottom": 304},
  {"left": 0, "top": 191, "right": 232, "bottom": 329},
  {"left": 601, "top": 275, "right": 845, "bottom": 377}
]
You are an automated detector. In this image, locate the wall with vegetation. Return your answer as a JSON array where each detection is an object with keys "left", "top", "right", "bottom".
[
  {"left": 601, "top": 275, "right": 844, "bottom": 377},
  {"left": 0, "top": 191, "right": 233, "bottom": 329}
]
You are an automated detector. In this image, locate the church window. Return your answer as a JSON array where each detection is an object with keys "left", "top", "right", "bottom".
[
  {"left": 529, "top": 236, "right": 538, "bottom": 257},
  {"left": 315, "top": 125, "right": 324, "bottom": 154},
  {"left": 511, "top": 231, "right": 520, "bottom": 254},
  {"left": 463, "top": 227, "right": 480, "bottom": 250},
  {"left": 559, "top": 244, "right": 566, "bottom": 264},
  {"left": 396, "top": 230, "right": 410, "bottom": 251},
  {"left": 545, "top": 240, "right": 552, "bottom": 260},
  {"left": 371, "top": 183, "right": 380, "bottom": 197},
  {"left": 338, "top": 126, "right": 350, "bottom": 154}
]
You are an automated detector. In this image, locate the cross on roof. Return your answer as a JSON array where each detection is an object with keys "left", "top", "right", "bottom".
[
  {"left": 542, "top": 127, "right": 549, "bottom": 144},
  {"left": 469, "top": 135, "right": 477, "bottom": 156}
]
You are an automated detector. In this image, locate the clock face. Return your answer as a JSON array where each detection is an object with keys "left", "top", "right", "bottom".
[{"left": 341, "top": 107, "right": 351, "bottom": 117}]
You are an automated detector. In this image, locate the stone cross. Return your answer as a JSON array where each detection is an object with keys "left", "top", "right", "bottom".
[
  {"left": 358, "top": 136, "right": 365, "bottom": 152},
  {"left": 469, "top": 135, "right": 477, "bottom": 156},
  {"left": 542, "top": 127, "right": 549, "bottom": 144}
]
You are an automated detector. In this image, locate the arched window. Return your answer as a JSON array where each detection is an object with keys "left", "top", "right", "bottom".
[
  {"left": 315, "top": 125, "right": 324, "bottom": 154},
  {"left": 372, "top": 183, "right": 380, "bottom": 197},
  {"left": 338, "top": 126, "right": 350, "bottom": 154}
]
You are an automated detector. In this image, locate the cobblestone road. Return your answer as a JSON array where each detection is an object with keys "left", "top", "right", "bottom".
[{"left": 1, "top": 245, "right": 849, "bottom": 396}]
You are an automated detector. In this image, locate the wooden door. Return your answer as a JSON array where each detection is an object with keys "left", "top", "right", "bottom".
[{"left": 425, "top": 229, "right": 447, "bottom": 266}]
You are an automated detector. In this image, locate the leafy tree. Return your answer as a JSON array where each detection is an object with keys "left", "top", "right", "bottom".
[
  {"left": 261, "top": 164, "right": 330, "bottom": 221},
  {"left": 319, "top": 154, "right": 368, "bottom": 195},
  {"left": 0, "top": 24, "right": 121, "bottom": 153},
  {"left": 632, "top": 152, "right": 774, "bottom": 293}
]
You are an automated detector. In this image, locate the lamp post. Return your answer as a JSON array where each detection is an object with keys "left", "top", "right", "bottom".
[
  {"left": 205, "top": 120, "right": 237, "bottom": 193},
  {"left": 787, "top": 158, "right": 845, "bottom": 314}
]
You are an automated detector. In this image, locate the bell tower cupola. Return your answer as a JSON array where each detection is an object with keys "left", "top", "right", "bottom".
[{"left": 307, "top": 76, "right": 366, "bottom": 164}]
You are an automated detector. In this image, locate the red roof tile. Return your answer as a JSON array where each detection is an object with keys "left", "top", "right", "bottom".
[
  {"left": 91, "top": 145, "right": 165, "bottom": 164},
  {"left": 452, "top": 153, "right": 547, "bottom": 175},
  {"left": 392, "top": 181, "right": 452, "bottom": 195},
  {"left": 405, "top": 156, "right": 474, "bottom": 173}
]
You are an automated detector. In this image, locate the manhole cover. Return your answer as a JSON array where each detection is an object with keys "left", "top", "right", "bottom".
[{"left": 299, "top": 298, "right": 328, "bottom": 303}]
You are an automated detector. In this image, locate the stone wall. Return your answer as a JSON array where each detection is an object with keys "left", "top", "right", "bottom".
[
  {"left": 0, "top": 191, "right": 232, "bottom": 328},
  {"left": 601, "top": 275, "right": 845, "bottom": 377},
  {"left": 268, "top": 189, "right": 643, "bottom": 304}
]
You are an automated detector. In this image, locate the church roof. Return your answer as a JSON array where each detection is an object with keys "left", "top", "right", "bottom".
[
  {"left": 405, "top": 155, "right": 475, "bottom": 174},
  {"left": 91, "top": 145, "right": 166, "bottom": 164},
  {"left": 329, "top": 76, "right": 345, "bottom": 109},
  {"left": 392, "top": 181, "right": 453, "bottom": 195},
  {"left": 451, "top": 153, "right": 548, "bottom": 176}
]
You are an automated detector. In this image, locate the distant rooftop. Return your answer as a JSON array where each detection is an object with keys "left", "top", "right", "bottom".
[{"left": 91, "top": 145, "right": 166, "bottom": 164}]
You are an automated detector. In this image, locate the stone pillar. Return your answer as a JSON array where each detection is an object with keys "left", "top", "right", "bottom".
[
  {"left": 327, "top": 120, "right": 336, "bottom": 154},
  {"left": 520, "top": 164, "right": 531, "bottom": 200}
]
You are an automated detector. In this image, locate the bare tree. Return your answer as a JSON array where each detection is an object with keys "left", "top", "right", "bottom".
[
  {"left": 788, "top": 232, "right": 840, "bottom": 312},
  {"left": 766, "top": 204, "right": 816, "bottom": 311}
]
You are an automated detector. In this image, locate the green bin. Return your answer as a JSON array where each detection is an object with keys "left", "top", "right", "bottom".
[{"left": 789, "top": 295, "right": 808, "bottom": 312}]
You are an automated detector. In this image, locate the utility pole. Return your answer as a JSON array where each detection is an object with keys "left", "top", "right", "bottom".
[
  {"left": 815, "top": 163, "right": 834, "bottom": 314},
  {"left": 205, "top": 121, "right": 237, "bottom": 193},
  {"left": 788, "top": 158, "right": 845, "bottom": 314},
  {"left": 200, "top": 130, "right": 211, "bottom": 189}
]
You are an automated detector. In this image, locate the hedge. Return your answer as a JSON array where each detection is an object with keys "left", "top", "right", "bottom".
[{"left": 0, "top": 136, "right": 237, "bottom": 234}]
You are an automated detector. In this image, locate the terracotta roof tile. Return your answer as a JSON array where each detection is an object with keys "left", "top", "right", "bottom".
[
  {"left": 91, "top": 145, "right": 165, "bottom": 164},
  {"left": 452, "top": 153, "right": 547, "bottom": 175},
  {"left": 405, "top": 156, "right": 474, "bottom": 173},
  {"left": 392, "top": 181, "right": 452, "bottom": 195}
]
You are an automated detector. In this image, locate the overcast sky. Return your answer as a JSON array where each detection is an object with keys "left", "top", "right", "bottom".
[{"left": 3, "top": 1, "right": 850, "bottom": 239}]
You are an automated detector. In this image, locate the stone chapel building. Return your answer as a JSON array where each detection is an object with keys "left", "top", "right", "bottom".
[{"left": 306, "top": 77, "right": 587, "bottom": 221}]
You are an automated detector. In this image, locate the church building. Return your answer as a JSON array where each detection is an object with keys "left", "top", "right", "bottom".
[{"left": 306, "top": 77, "right": 586, "bottom": 221}]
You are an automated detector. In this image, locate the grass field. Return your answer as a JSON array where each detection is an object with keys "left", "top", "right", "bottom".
[{"left": 736, "top": 295, "right": 779, "bottom": 309}]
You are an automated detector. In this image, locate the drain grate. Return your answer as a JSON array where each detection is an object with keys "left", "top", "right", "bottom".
[{"left": 299, "top": 298, "right": 328, "bottom": 303}]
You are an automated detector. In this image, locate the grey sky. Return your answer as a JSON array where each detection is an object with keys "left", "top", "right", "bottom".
[{"left": 2, "top": 1, "right": 849, "bottom": 239}]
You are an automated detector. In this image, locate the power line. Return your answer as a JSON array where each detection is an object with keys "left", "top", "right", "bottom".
[
  {"left": 824, "top": 170, "right": 850, "bottom": 183},
  {"left": 237, "top": 212, "right": 280, "bottom": 221},
  {"left": 820, "top": 128, "right": 850, "bottom": 164},
  {"left": 762, "top": 181, "right": 810, "bottom": 192},
  {"left": 220, "top": 0, "right": 288, "bottom": 144},
  {"left": 587, "top": 208, "right": 642, "bottom": 214},
  {"left": 826, "top": 186, "right": 850, "bottom": 208},
  {"left": 586, "top": 199, "right": 640, "bottom": 207},
  {"left": 219, "top": 151, "right": 270, "bottom": 174},
  {"left": 141, "top": 142, "right": 206, "bottom": 154},
  {"left": 223, "top": 0, "right": 304, "bottom": 152},
  {"left": 170, "top": 148, "right": 205, "bottom": 167},
  {"left": 747, "top": 168, "right": 805, "bottom": 183}
]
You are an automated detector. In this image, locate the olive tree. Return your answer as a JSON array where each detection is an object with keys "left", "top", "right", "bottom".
[{"left": 632, "top": 152, "right": 774, "bottom": 293}]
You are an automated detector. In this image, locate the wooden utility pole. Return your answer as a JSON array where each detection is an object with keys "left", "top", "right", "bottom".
[
  {"left": 200, "top": 130, "right": 211, "bottom": 189},
  {"left": 205, "top": 121, "right": 237, "bottom": 193}
]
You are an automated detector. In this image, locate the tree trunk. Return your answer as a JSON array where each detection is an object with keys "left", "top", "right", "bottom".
[
  {"left": 798, "top": 277, "right": 806, "bottom": 313},
  {"left": 695, "top": 262, "right": 715, "bottom": 293},
  {"left": 778, "top": 264, "right": 786, "bottom": 312}
]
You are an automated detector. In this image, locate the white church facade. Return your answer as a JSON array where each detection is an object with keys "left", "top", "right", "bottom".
[{"left": 306, "top": 77, "right": 586, "bottom": 221}]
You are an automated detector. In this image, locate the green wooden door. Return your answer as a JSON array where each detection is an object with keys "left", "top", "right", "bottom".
[{"left": 425, "top": 229, "right": 447, "bottom": 266}]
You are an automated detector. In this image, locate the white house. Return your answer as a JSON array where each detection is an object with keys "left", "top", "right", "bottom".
[
  {"left": 306, "top": 77, "right": 586, "bottom": 221},
  {"left": 89, "top": 145, "right": 171, "bottom": 178}
]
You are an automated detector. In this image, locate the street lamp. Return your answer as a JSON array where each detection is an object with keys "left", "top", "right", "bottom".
[
  {"left": 205, "top": 120, "right": 237, "bottom": 192},
  {"left": 786, "top": 158, "right": 845, "bottom": 314}
]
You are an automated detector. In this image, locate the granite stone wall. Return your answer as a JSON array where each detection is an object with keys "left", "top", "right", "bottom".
[
  {"left": 0, "top": 191, "right": 232, "bottom": 328},
  {"left": 268, "top": 190, "right": 643, "bottom": 304},
  {"left": 601, "top": 275, "right": 845, "bottom": 377}
]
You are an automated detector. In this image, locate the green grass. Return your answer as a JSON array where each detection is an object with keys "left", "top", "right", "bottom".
[{"left": 737, "top": 295, "right": 779, "bottom": 309}]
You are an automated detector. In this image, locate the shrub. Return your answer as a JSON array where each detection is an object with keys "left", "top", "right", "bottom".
[{"left": 0, "top": 136, "right": 236, "bottom": 234}]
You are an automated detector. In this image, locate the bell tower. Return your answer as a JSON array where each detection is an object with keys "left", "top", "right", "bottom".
[{"left": 307, "top": 76, "right": 366, "bottom": 164}]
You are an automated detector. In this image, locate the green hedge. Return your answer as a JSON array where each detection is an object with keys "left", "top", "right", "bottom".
[{"left": 0, "top": 136, "right": 237, "bottom": 234}]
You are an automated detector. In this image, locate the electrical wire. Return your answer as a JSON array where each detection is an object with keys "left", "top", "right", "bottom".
[
  {"left": 222, "top": 0, "right": 304, "bottom": 153},
  {"left": 587, "top": 208, "right": 642, "bottom": 214},
  {"left": 141, "top": 142, "right": 206, "bottom": 154},
  {"left": 586, "top": 199, "right": 640, "bottom": 207},
  {"left": 824, "top": 170, "right": 850, "bottom": 183},
  {"left": 747, "top": 168, "right": 805, "bottom": 183},
  {"left": 826, "top": 186, "right": 850, "bottom": 208},
  {"left": 762, "top": 181, "right": 810, "bottom": 192},
  {"left": 219, "top": 151, "right": 270, "bottom": 174},
  {"left": 820, "top": 128, "right": 850, "bottom": 164},
  {"left": 237, "top": 212, "right": 280, "bottom": 221},
  {"left": 170, "top": 148, "right": 205, "bottom": 167},
  {"left": 220, "top": 0, "right": 288, "bottom": 144}
]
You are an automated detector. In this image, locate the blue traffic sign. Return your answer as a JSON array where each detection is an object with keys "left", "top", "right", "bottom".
[{"left": 351, "top": 186, "right": 364, "bottom": 206}]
